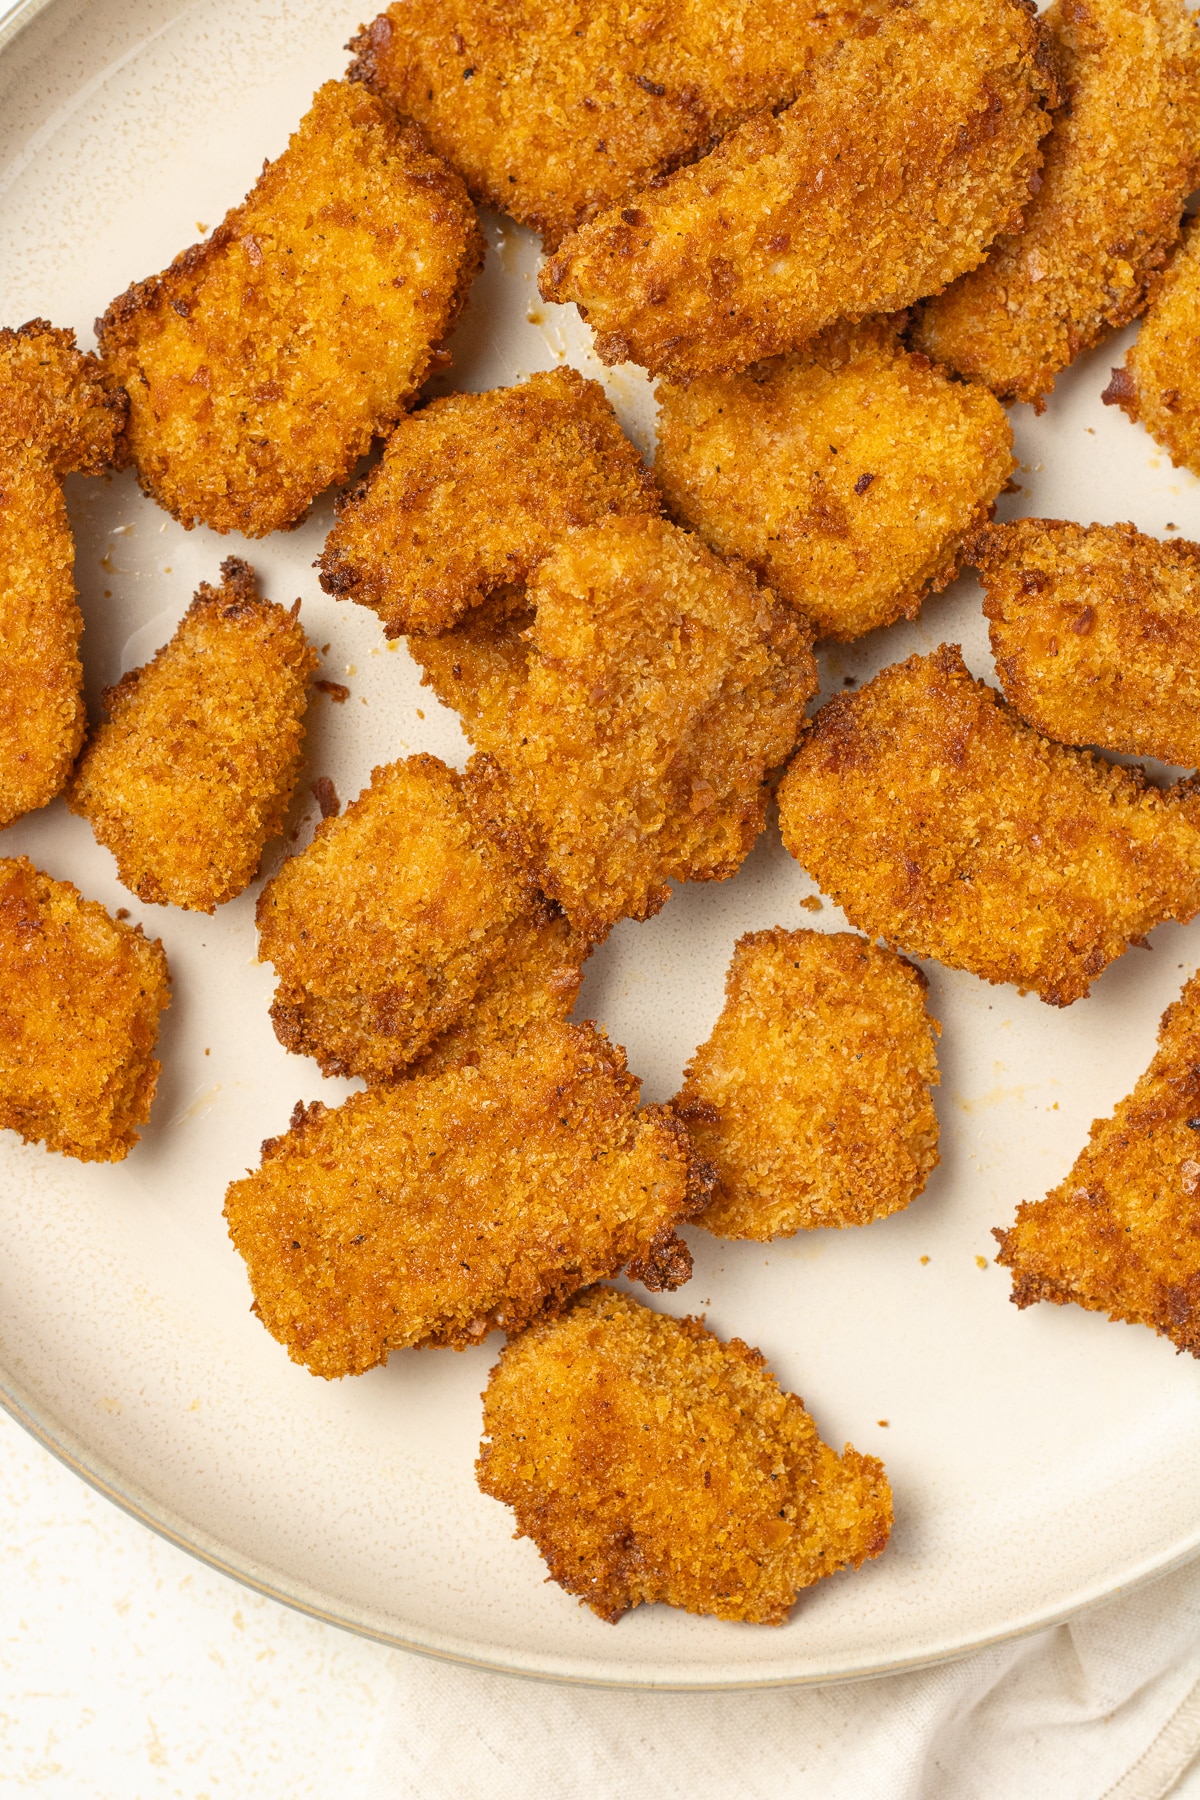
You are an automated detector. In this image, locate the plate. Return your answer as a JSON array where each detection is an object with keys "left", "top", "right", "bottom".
[{"left": 2, "top": 0, "right": 1200, "bottom": 1691}]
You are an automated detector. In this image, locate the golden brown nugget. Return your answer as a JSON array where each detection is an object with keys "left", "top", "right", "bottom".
[
  {"left": 0, "top": 322, "right": 125, "bottom": 829},
  {"left": 463, "top": 516, "right": 815, "bottom": 937},
  {"left": 913, "top": 0, "right": 1200, "bottom": 407},
  {"left": 97, "top": 80, "right": 483, "bottom": 537},
  {"left": 257, "top": 754, "right": 590, "bottom": 1083},
  {"left": 68, "top": 561, "right": 316, "bottom": 913},
  {"left": 319, "top": 366, "right": 660, "bottom": 636},
  {"left": 410, "top": 586, "right": 532, "bottom": 747},
  {"left": 349, "top": 0, "right": 855, "bottom": 252},
  {"left": 477, "top": 1286, "right": 891, "bottom": 1624},
  {"left": 655, "top": 320, "right": 1014, "bottom": 641},
  {"left": 995, "top": 971, "right": 1200, "bottom": 1355},
  {"left": 675, "top": 929, "right": 940, "bottom": 1238},
  {"left": 0, "top": 857, "right": 169, "bottom": 1162},
  {"left": 777, "top": 645, "right": 1200, "bottom": 1006},
  {"left": 223, "top": 1023, "right": 706, "bottom": 1378},
  {"left": 540, "top": 0, "right": 1058, "bottom": 380},
  {"left": 1103, "top": 218, "right": 1200, "bottom": 476},
  {"left": 972, "top": 518, "right": 1200, "bottom": 770}
]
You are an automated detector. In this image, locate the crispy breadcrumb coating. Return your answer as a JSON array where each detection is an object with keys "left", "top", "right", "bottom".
[
  {"left": 223, "top": 1022, "right": 707, "bottom": 1378},
  {"left": 777, "top": 645, "right": 1200, "bottom": 1006},
  {"left": 96, "top": 80, "right": 483, "bottom": 537},
  {"left": 0, "top": 857, "right": 169, "bottom": 1162},
  {"left": 257, "top": 754, "right": 590, "bottom": 1082},
  {"left": 912, "top": 0, "right": 1200, "bottom": 407},
  {"left": 995, "top": 970, "right": 1200, "bottom": 1355},
  {"left": 676, "top": 929, "right": 940, "bottom": 1238},
  {"left": 1103, "top": 218, "right": 1200, "bottom": 476},
  {"left": 410, "top": 586, "right": 532, "bottom": 746},
  {"left": 972, "top": 518, "right": 1200, "bottom": 770},
  {"left": 462, "top": 516, "right": 815, "bottom": 937},
  {"left": 348, "top": 0, "right": 855, "bottom": 251},
  {"left": 319, "top": 367, "right": 660, "bottom": 636},
  {"left": 68, "top": 561, "right": 316, "bottom": 913},
  {"left": 540, "top": 0, "right": 1059, "bottom": 380},
  {"left": 654, "top": 320, "right": 1013, "bottom": 641},
  {"left": 477, "top": 1286, "right": 892, "bottom": 1624},
  {"left": 0, "top": 322, "right": 125, "bottom": 829}
]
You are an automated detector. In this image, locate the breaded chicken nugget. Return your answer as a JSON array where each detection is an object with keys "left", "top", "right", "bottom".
[
  {"left": 349, "top": 0, "right": 854, "bottom": 252},
  {"left": 777, "top": 645, "right": 1200, "bottom": 1006},
  {"left": 0, "top": 321, "right": 125, "bottom": 829},
  {"left": 97, "top": 81, "right": 483, "bottom": 537},
  {"left": 540, "top": 0, "right": 1058, "bottom": 380},
  {"left": 913, "top": 0, "right": 1200, "bottom": 407},
  {"left": 972, "top": 518, "right": 1200, "bottom": 770},
  {"left": 675, "top": 929, "right": 940, "bottom": 1238},
  {"left": 410, "top": 586, "right": 532, "bottom": 747},
  {"left": 995, "top": 970, "right": 1200, "bottom": 1355},
  {"left": 319, "top": 366, "right": 660, "bottom": 636},
  {"left": 654, "top": 320, "right": 1013, "bottom": 641},
  {"left": 462, "top": 516, "right": 815, "bottom": 937},
  {"left": 223, "top": 1022, "right": 706, "bottom": 1378},
  {"left": 257, "top": 754, "right": 590, "bottom": 1082},
  {"left": 477, "top": 1285, "right": 891, "bottom": 1624},
  {"left": 1103, "top": 218, "right": 1200, "bottom": 476},
  {"left": 68, "top": 561, "right": 316, "bottom": 913},
  {"left": 0, "top": 857, "right": 169, "bottom": 1162}
]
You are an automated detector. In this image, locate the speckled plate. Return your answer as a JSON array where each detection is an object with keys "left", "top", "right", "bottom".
[{"left": 2, "top": 0, "right": 1200, "bottom": 1690}]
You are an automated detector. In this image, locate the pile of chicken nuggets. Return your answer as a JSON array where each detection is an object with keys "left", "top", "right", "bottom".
[{"left": 5, "top": 0, "right": 1200, "bottom": 1629}]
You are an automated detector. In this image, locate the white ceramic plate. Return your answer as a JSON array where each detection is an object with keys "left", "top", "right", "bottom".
[{"left": 3, "top": 0, "right": 1200, "bottom": 1691}]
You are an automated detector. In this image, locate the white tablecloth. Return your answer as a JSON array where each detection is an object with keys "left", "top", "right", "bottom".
[{"left": 4, "top": 1405, "right": 1200, "bottom": 1799}]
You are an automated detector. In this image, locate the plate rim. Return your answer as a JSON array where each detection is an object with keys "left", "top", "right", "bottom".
[{"left": 4, "top": 0, "right": 1200, "bottom": 1693}]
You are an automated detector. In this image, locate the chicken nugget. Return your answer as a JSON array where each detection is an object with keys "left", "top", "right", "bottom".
[
  {"left": 972, "top": 518, "right": 1200, "bottom": 770},
  {"left": 0, "top": 321, "right": 125, "bottom": 829},
  {"left": 348, "top": 0, "right": 853, "bottom": 252},
  {"left": 777, "top": 645, "right": 1200, "bottom": 1006},
  {"left": 257, "top": 754, "right": 590, "bottom": 1082},
  {"left": 913, "top": 0, "right": 1200, "bottom": 407},
  {"left": 477, "top": 1285, "right": 891, "bottom": 1624},
  {"left": 319, "top": 366, "right": 660, "bottom": 636},
  {"left": 995, "top": 970, "right": 1200, "bottom": 1355},
  {"left": 0, "top": 857, "right": 169, "bottom": 1162},
  {"left": 96, "top": 80, "right": 483, "bottom": 537},
  {"left": 655, "top": 320, "right": 1014, "bottom": 641},
  {"left": 462, "top": 516, "right": 815, "bottom": 938},
  {"left": 223, "top": 1022, "right": 707, "bottom": 1378},
  {"left": 68, "top": 560, "right": 315, "bottom": 913},
  {"left": 1103, "top": 217, "right": 1200, "bottom": 477},
  {"left": 540, "top": 0, "right": 1058, "bottom": 381},
  {"left": 675, "top": 929, "right": 940, "bottom": 1238},
  {"left": 410, "top": 585, "right": 532, "bottom": 748}
]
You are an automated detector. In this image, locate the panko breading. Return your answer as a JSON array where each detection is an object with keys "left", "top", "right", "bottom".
[
  {"left": 675, "top": 929, "right": 940, "bottom": 1238},
  {"left": 0, "top": 857, "right": 169, "bottom": 1162},
  {"left": 223, "top": 1022, "right": 707, "bottom": 1378},
  {"left": 1103, "top": 218, "right": 1200, "bottom": 477},
  {"left": 540, "top": 0, "right": 1059, "bottom": 380},
  {"left": 319, "top": 366, "right": 660, "bottom": 636},
  {"left": 0, "top": 321, "right": 125, "bottom": 829},
  {"left": 912, "top": 0, "right": 1200, "bottom": 407},
  {"left": 654, "top": 320, "right": 1013, "bottom": 642},
  {"left": 257, "top": 754, "right": 590, "bottom": 1083},
  {"left": 477, "top": 1286, "right": 892, "bottom": 1624},
  {"left": 97, "top": 80, "right": 483, "bottom": 537},
  {"left": 777, "top": 645, "right": 1200, "bottom": 1006},
  {"left": 410, "top": 586, "right": 532, "bottom": 747},
  {"left": 972, "top": 518, "right": 1200, "bottom": 770},
  {"left": 348, "top": 0, "right": 856, "bottom": 252},
  {"left": 68, "top": 561, "right": 316, "bottom": 913},
  {"left": 462, "top": 516, "right": 815, "bottom": 938},
  {"left": 995, "top": 971, "right": 1200, "bottom": 1355}
]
